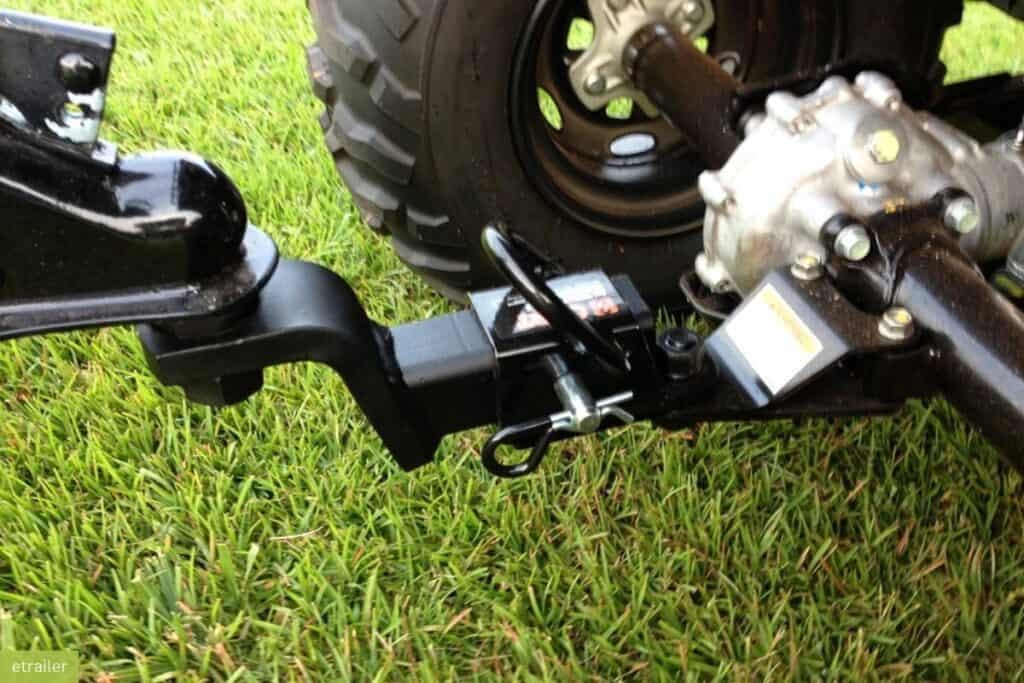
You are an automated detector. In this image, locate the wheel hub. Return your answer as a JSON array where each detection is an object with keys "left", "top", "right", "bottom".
[
  {"left": 511, "top": 0, "right": 714, "bottom": 239},
  {"left": 569, "top": 0, "right": 716, "bottom": 114}
]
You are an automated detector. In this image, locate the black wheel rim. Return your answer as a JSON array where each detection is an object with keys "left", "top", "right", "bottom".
[{"left": 509, "top": 0, "right": 804, "bottom": 239}]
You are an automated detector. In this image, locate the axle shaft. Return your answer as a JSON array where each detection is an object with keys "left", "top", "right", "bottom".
[{"left": 623, "top": 21, "right": 742, "bottom": 169}]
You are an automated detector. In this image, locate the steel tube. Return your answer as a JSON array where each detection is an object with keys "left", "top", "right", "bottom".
[
  {"left": 623, "top": 21, "right": 742, "bottom": 169},
  {"left": 894, "top": 243, "right": 1024, "bottom": 465},
  {"left": 851, "top": 210, "right": 1024, "bottom": 467}
]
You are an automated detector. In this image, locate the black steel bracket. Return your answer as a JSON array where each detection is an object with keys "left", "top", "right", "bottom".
[
  {"left": 138, "top": 259, "right": 443, "bottom": 471},
  {"left": 0, "top": 9, "right": 116, "bottom": 159}
]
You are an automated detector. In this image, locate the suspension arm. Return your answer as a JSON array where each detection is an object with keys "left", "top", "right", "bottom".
[{"left": 837, "top": 209, "right": 1024, "bottom": 465}]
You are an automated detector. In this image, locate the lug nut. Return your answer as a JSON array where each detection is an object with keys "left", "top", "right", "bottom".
[
  {"left": 834, "top": 225, "right": 872, "bottom": 261},
  {"left": 944, "top": 196, "right": 980, "bottom": 235},
  {"left": 791, "top": 253, "right": 824, "bottom": 281},
  {"left": 879, "top": 307, "right": 915, "bottom": 342},
  {"left": 681, "top": 0, "right": 705, "bottom": 22},
  {"left": 584, "top": 72, "right": 608, "bottom": 96}
]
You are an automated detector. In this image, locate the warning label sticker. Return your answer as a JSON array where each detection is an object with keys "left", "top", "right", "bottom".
[{"left": 725, "top": 284, "right": 824, "bottom": 395}]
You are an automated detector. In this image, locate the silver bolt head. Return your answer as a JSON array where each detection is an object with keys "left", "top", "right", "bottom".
[
  {"left": 681, "top": 0, "right": 704, "bottom": 22},
  {"left": 879, "top": 307, "right": 915, "bottom": 341},
  {"left": 791, "top": 253, "right": 824, "bottom": 281},
  {"left": 944, "top": 196, "right": 981, "bottom": 235},
  {"left": 867, "top": 128, "right": 902, "bottom": 165},
  {"left": 719, "top": 55, "right": 740, "bottom": 76},
  {"left": 834, "top": 225, "right": 872, "bottom": 262},
  {"left": 61, "top": 103, "right": 87, "bottom": 123},
  {"left": 584, "top": 72, "right": 607, "bottom": 96},
  {"left": 697, "top": 171, "right": 734, "bottom": 213}
]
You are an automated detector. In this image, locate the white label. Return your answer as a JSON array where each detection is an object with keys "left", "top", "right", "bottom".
[{"left": 725, "top": 284, "right": 824, "bottom": 395}]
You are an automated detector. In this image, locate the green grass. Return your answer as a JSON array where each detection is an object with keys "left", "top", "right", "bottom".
[{"left": 1, "top": 1, "right": 1024, "bottom": 680}]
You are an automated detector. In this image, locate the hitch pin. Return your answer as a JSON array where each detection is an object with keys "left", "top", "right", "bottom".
[
  {"left": 551, "top": 387, "right": 636, "bottom": 435},
  {"left": 480, "top": 355, "right": 634, "bottom": 478},
  {"left": 480, "top": 391, "right": 635, "bottom": 479},
  {"left": 546, "top": 354, "right": 634, "bottom": 434}
]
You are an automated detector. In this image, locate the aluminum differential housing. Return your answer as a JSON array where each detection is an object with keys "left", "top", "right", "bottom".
[{"left": 695, "top": 72, "right": 1024, "bottom": 295}]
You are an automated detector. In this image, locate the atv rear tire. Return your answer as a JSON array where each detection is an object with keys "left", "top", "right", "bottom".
[{"left": 307, "top": 0, "right": 962, "bottom": 303}]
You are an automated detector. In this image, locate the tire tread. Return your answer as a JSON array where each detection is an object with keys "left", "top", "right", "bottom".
[{"left": 307, "top": 0, "right": 470, "bottom": 292}]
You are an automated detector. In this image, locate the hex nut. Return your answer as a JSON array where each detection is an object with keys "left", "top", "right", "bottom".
[
  {"left": 834, "top": 225, "right": 872, "bottom": 262},
  {"left": 584, "top": 72, "right": 608, "bottom": 95},
  {"left": 944, "top": 196, "right": 981, "bottom": 235},
  {"left": 879, "top": 307, "right": 915, "bottom": 342},
  {"left": 791, "top": 254, "right": 824, "bottom": 281}
]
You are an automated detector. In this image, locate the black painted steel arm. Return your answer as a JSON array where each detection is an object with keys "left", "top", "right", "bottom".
[
  {"left": 138, "top": 260, "right": 462, "bottom": 471},
  {"left": 836, "top": 208, "right": 1024, "bottom": 466}
]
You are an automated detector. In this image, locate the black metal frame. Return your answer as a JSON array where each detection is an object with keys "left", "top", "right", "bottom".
[{"left": 1, "top": 9, "right": 1023, "bottom": 478}]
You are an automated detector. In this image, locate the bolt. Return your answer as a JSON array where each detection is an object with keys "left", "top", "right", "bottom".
[
  {"left": 695, "top": 253, "right": 733, "bottom": 293},
  {"left": 680, "top": 0, "right": 705, "bottom": 23},
  {"left": 61, "top": 102, "right": 86, "bottom": 123},
  {"left": 663, "top": 328, "right": 697, "bottom": 353},
  {"left": 944, "top": 196, "right": 981, "bottom": 235},
  {"left": 698, "top": 172, "right": 734, "bottom": 213},
  {"left": 660, "top": 329, "right": 704, "bottom": 379},
  {"left": 834, "top": 225, "right": 872, "bottom": 261},
  {"left": 867, "top": 129, "right": 902, "bottom": 165},
  {"left": 879, "top": 307, "right": 915, "bottom": 342},
  {"left": 717, "top": 53, "right": 741, "bottom": 76},
  {"left": 584, "top": 72, "right": 607, "bottom": 96},
  {"left": 58, "top": 53, "right": 101, "bottom": 94},
  {"left": 740, "top": 111, "right": 765, "bottom": 138},
  {"left": 791, "top": 253, "right": 824, "bottom": 281}
]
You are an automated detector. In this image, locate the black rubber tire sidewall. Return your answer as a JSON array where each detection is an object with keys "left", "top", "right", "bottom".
[{"left": 426, "top": 1, "right": 707, "bottom": 303}]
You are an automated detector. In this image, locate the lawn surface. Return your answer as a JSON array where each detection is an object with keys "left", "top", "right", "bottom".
[{"left": 1, "top": 1, "right": 1024, "bottom": 681}]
